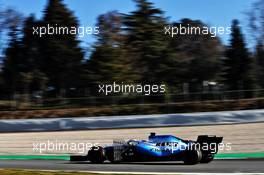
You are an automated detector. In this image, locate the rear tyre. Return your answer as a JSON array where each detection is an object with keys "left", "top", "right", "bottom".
[
  {"left": 88, "top": 146, "right": 105, "bottom": 163},
  {"left": 200, "top": 153, "right": 214, "bottom": 163},
  {"left": 183, "top": 149, "right": 202, "bottom": 165}
]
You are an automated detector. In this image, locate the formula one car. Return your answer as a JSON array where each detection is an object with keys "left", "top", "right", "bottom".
[{"left": 70, "top": 133, "right": 223, "bottom": 165}]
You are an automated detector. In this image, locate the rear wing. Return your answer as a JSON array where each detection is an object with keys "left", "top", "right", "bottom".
[{"left": 197, "top": 135, "right": 223, "bottom": 154}]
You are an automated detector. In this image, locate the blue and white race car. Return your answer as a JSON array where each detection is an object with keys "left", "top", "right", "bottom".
[{"left": 70, "top": 133, "right": 223, "bottom": 165}]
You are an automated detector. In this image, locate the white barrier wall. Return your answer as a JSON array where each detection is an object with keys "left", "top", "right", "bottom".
[{"left": 0, "top": 109, "right": 264, "bottom": 132}]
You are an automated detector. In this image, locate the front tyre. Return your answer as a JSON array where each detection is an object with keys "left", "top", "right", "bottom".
[{"left": 88, "top": 146, "right": 105, "bottom": 163}]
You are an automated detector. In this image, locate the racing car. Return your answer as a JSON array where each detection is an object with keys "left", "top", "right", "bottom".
[{"left": 70, "top": 132, "right": 223, "bottom": 165}]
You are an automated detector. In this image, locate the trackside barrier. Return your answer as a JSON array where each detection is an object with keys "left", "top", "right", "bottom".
[{"left": 0, "top": 109, "right": 263, "bottom": 132}]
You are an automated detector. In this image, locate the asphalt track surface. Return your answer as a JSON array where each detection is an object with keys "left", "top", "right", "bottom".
[{"left": 0, "top": 159, "right": 263, "bottom": 173}]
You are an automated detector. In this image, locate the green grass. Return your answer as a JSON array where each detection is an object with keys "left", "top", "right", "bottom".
[
  {"left": 0, "top": 155, "right": 69, "bottom": 160},
  {"left": 215, "top": 152, "right": 264, "bottom": 159}
]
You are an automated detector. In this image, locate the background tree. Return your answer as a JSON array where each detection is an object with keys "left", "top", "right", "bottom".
[
  {"left": 255, "top": 42, "right": 264, "bottom": 88},
  {"left": 86, "top": 11, "right": 137, "bottom": 89},
  {"left": 0, "top": 8, "right": 23, "bottom": 51},
  {"left": 20, "top": 15, "right": 48, "bottom": 94},
  {"left": 0, "top": 7, "right": 24, "bottom": 100},
  {"left": 248, "top": 0, "right": 264, "bottom": 46},
  {"left": 163, "top": 19, "right": 223, "bottom": 92},
  {"left": 123, "top": 0, "right": 168, "bottom": 84},
  {"left": 222, "top": 20, "right": 255, "bottom": 96},
  {"left": 248, "top": 0, "right": 264, "bottom": 89},
  {"left": 2, "top": 24, "right": 23, "bottom": 94},
  {"left": 40, "top": 0, "right": 84, "bottom": 97}
]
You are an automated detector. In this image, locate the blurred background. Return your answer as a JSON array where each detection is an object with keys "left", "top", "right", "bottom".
[{"left": 0, "top": 0, "right": 264, "bottom": 119}]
